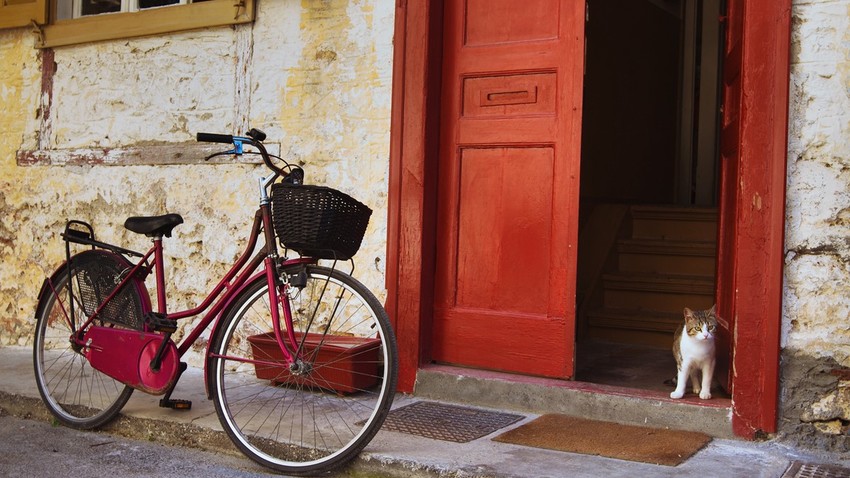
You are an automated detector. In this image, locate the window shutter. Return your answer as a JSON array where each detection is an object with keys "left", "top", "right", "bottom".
[{"left": 0, "top": 0, "right": 47, "bottom": 29}]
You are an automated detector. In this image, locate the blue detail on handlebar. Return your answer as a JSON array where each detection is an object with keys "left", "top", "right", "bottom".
[{"left": 223, "top": 139, "right": 246, "bottom": 156}]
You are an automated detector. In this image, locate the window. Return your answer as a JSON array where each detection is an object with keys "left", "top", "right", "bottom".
[
  {"left": 2, "top": 0, "right": 254, "bottom": 48},
  {"left": 55, "top": 0, "right": 212, "bottom": 20}
]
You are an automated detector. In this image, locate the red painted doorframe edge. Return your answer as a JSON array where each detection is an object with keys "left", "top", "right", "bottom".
[
  {"left": 723, "top": 0, "right": 791, "bottom": 438},
  {"left": 385, "top": 0, "right": 442, "bottom": 393},
  {"left": 385, "top": 0, "right": 791, "bottom": 439}
]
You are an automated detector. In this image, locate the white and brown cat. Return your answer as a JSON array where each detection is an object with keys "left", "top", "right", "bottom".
[{"left": 670, "top": 305, "right": 717, "bottom": 400}]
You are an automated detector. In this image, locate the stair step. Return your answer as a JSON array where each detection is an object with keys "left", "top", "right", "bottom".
[
  {"left": 578, "top": 205, "right": 718, "bottom": 348},
  {"left": 630, "top": 205, "right": 718, "bottom": 222},
  {"left": 618, "top": 238, "right": 716, "bottom": 256},
  {"left": 585, "top": 308, "right": 684, "bottom": 348},
  {"left": 602, "top": 272, "right": 715, "bottom": 313},
  {"left": 604, "top": 272, "right": 715, "bottom": 293},
  {"left": 630, "top": 206, "right": 718, "bottom": 241},
  {"left": 618, "top": 239, "right": 716, "bottom": 275},
  {"left": 586, "top": 308, "right": 683, "bottom": 334}
]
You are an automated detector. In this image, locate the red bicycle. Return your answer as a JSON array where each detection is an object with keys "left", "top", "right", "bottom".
[{"left": 32, "top": 129, "right": 397, "bottom": 475}]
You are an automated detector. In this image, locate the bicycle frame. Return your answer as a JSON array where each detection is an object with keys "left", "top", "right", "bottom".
[
  {"left": 54, "top": 188, "right": 314, "bottom": 395},
  {"left": 34, "top": 128, "right": 395, "bottom": 475}
]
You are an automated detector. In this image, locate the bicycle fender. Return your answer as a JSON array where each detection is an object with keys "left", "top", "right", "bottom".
[
  {"left": 35, "top": 271, "right": 63, "bottom": 319},
  {"left": 35, "top": 250, "right": 153, "bottom": 324},
  {"left": 35, "top": 257, "right": 77, "bottom": 320}
]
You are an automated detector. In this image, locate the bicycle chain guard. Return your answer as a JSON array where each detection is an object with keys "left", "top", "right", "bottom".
[{"left": 83, "top": 326, "right": 179, "bottom": 395}]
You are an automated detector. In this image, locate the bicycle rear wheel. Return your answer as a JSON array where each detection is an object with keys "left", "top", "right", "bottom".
[
  {"left": 33, "top": 250, "right": 145, "bottom": 429},
  {"left": 210, "top": 264, "right": 397, "bottom": 475}
]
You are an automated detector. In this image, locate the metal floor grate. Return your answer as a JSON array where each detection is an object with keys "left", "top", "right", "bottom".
[
  {"left": 382, "top": 401, "right": 524, "bottom": 443},
  {"left": 783, "top": 462, "right": 850, "bottom": 478}
]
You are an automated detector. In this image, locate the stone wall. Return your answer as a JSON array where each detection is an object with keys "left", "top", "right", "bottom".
[
  {"left": 782, "top": 0, "right": 850, "bottom": 450},
  {"left": 0, "top": 0, "right": 395, "bottom": 367}
]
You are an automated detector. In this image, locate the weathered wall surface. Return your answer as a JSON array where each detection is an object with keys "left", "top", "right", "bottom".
[
  {"left": 0, "top": 0, "right": 395, "bottom": 366},
  {"left": 783, "top": 0, "right": 850, "bottom": 450},
  {"left": 1, "top": 29, "right": 43, "bottom": 346}
]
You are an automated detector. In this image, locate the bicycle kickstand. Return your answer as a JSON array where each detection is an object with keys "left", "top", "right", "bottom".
[{"left": 159, "top": 361, "right": 192, "bottom": 410}]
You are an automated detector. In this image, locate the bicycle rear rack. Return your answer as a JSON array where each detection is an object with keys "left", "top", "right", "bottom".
[
  {"left": 59, "top": 220, "right": 148, "bottom": 339},
  {"left": 62, "top": 220, "right": 144, "bottom": 258}
]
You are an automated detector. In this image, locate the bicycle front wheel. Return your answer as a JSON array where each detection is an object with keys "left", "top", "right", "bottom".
[
  {"left": 210, "top": 264, "right": 397, "bottom": 475},
  {"left": 33, "top": 250, "right": 142, "bottom": 429}
]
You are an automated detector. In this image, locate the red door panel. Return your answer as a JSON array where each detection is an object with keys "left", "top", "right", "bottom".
[
  {"left": 454, "top": 147, "right": 553, "bottom": 314},
  {"left": 433, "top": 0, "right": 584, "bottom": 378}
]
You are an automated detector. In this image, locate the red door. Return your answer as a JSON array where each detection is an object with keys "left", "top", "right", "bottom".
[{"left": 432, "top": 0, "right": 585, "bottom": 378}]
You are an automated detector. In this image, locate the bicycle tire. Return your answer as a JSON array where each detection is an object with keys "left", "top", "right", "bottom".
[
  {"left": 33, "top": 250, "right": 144, "bottom": 429},
  {"left": 209, "top": 264, "right": 398, "bottom": 475}
]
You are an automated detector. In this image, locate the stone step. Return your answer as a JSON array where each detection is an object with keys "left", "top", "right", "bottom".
[
  {"left": 602, "top": 272, "right": 715, "bottom": 314},
  {"left": 415, "top": 365, "right": 734, "bottom": 439},
  {"left": 584, "top": 307, "right": 685, "bottom": 347},
  {"left": 586, "top": 307, "right": 683, "bottom": 334},
  {"left": 617, "top": 238, "right": 716, "bottom": 275},
  {"left": 630, "top": 206, "right": 718, "bottom": 241}
]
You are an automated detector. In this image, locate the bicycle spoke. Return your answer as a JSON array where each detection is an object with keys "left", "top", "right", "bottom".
[
  {"left": 210, "top": 265, "right": 397, "bottom": 474},
  {"left": 34, "top": 251, "right": 138, "bottom": 429}
]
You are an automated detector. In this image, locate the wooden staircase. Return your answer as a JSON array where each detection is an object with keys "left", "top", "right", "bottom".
[{"left": 581, "top": 205, "right": 717, "bottom": 348}]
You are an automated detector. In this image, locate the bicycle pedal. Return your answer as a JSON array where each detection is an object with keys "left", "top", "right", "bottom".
[
  {"left": 159, "top": 398, "right": 192, "bottom": 410},
  {"left": 144, "top": 312, "right": 178, "bottom": 333}
]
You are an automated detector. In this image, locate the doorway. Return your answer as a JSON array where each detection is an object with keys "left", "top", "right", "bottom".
[
  {"left": 388, "top": 0, "right": 789, "bottom": 436},
  {"left": 575, "top": 0, "right": 726, "bottom": 395}
]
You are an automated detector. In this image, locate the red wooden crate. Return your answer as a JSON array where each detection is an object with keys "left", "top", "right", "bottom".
[{"left": 247, "top": 332, "right": 381, "bottom": 394}]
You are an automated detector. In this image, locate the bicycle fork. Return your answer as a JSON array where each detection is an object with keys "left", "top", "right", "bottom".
[{"left": 267, "top": 258, "right": 309, "bottom": 375}]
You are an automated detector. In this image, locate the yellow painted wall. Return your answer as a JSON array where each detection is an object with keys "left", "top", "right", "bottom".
[{"left": 0, "top": 29, "right": 45, "bottom": 345}]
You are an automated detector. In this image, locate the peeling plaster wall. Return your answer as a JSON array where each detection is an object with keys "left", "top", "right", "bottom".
[
  {"left": 1, "top": 29, "right": 43, "bottom": 345},
  {"left": 783, "top": 0, "right": 850, "bottom": 450},
  {"left": 0, "top": 0, "right": 395, "bottom": 367}
]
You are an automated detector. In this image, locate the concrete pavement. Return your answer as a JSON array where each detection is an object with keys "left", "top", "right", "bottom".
[{"left": 1, "top": 346, "right": 847, "bottom": 478}]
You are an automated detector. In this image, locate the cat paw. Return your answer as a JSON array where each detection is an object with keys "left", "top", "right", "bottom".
[
  {"left": 670, "top": 390, "right": 685, "bottom": 399},
  {"left": 699, "top": 390, "right": 712, "bottom": 400}
]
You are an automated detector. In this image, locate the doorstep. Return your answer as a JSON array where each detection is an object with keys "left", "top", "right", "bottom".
[{"left": 414, "top": 364, "right": 735, "bottom": 440}]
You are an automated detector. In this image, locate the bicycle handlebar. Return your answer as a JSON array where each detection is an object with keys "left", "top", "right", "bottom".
[
  {"left": 196, "top": 132, "right": 234, "bottom": 144},
  {"left": 196, "top": 129, "right": 293, "bottom": 179}
]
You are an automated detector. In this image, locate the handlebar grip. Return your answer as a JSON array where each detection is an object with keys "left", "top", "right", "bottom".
[{"left": 196, "top": 133, "right": 234, "bottom": 144}]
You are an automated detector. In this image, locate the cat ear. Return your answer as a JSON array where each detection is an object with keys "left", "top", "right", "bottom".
[
  {"left": 709, "top": 304, "right": 716, "bottom": 314},
  {"left": 683, "top": 307, "right": 694, "bottom": 319}
]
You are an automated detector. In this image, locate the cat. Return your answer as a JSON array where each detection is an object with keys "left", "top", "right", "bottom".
[{"left": 670, "top": 305, "right": 717, "bottom": 400}]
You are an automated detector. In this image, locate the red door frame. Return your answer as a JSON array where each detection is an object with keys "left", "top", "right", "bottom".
[{"left": 385, "top": 0, "right": 790, "bottom": 438}]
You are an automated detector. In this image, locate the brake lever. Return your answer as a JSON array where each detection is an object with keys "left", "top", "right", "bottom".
[{"left": 204, "top": 139, "right": 245, "bottom": 161}]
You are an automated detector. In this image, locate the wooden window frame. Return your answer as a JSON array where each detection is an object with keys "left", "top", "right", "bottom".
[{"left": 34, "top": 0, "right": 254, "bottom": 48}]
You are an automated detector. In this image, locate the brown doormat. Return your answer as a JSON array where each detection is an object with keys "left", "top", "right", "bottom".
[{"left": 493, "top": 414, "right": 711, "bottom": 466}]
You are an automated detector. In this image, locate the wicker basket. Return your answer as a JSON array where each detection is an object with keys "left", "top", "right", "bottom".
[{"left": 271, "top": 183, "right": 372, "bottom": 260}]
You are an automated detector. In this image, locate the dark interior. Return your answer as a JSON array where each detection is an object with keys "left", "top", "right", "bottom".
[
  {"left": 579, "top": 0, "right": 681, "bottom": 208},
  {"left": 576, "top": 0, "right": 723, "bottom": 395}
]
